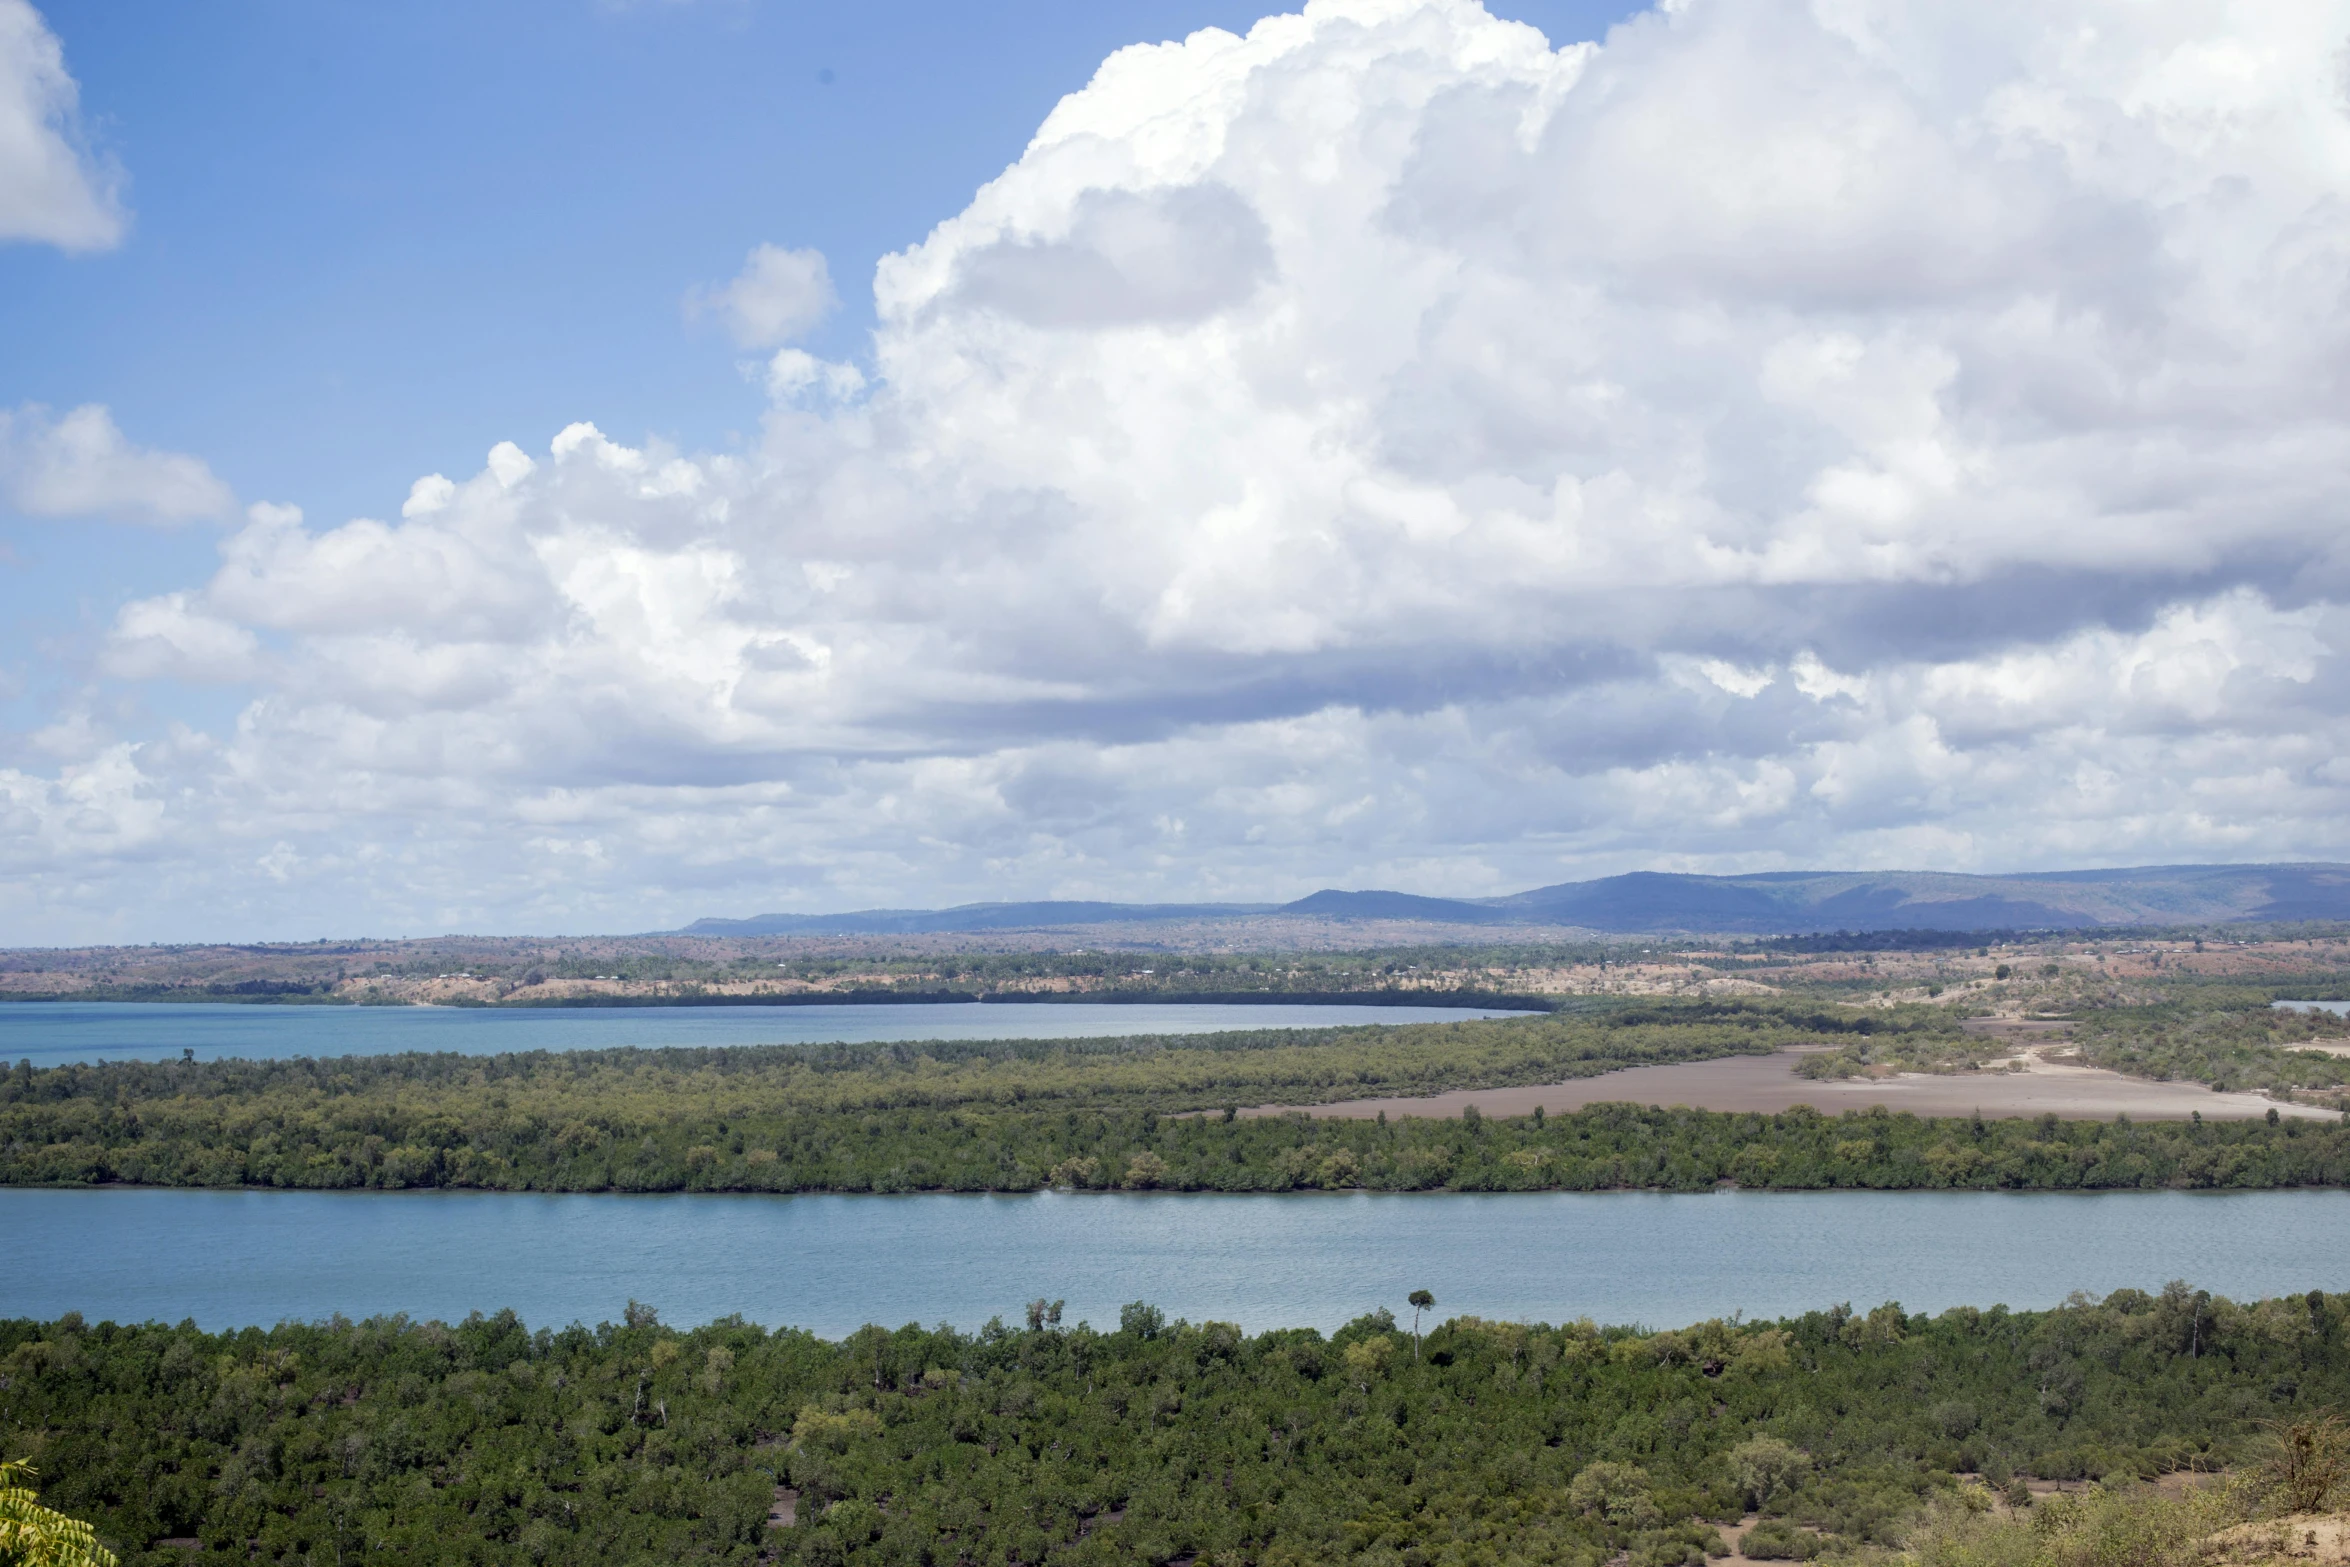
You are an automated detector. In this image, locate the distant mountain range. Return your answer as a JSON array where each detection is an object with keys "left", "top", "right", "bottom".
[{"left": 681, "top": 862, "right": 2350, "bottom": 937}]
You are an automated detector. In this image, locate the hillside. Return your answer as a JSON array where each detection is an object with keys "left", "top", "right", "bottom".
[{"left": 686, "top": 863, "right": 2350, "bottom": 937}]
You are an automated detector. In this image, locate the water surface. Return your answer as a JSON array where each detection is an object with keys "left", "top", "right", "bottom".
[
  {"left": 0, "top": 1000, "right": 1512, "bottom": 1070},
  {"left": 7, "top": 1186, "right": 2344, "bottom": 1337}
]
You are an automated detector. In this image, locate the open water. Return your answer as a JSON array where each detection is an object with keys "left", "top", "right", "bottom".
[
  {"left": 0, "top": 1000, "right": 1515, "bottom": 1070},
  {"left": 6, "top": 1186, "right": 2345, "bottom": 1337}
]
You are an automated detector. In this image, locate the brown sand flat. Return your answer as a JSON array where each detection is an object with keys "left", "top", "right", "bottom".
[{"left": 1238, "top": 1047, "right": 2334, "bottom": 1122}]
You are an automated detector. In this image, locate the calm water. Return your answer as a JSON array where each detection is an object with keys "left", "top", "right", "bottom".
[
  {"left": 0, "top": 1000, "right": 1514, "bottom": 1069},
  {"left": 6, "top": 1187, "right": 2345, "bottom": 1337},
  {"left": 2278, "top": 1001, "right": 2350, "bottom": 1016}
]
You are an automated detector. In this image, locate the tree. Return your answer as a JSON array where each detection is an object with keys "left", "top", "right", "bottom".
[
  {"left": 0, "top": 1459, "right": 117, "bottom": 1567},
  {"left": 1726, "top": 1436, "right": 1807, "bottom": 1511},
  {"left": 1342, "top": 1335, "right": 1393, "bottom": 1392},
  {"left": 1568, "top": 1461, "right": 1659, "bottom": 1527},
  {"left": 2263, "top": 1415, "right": 2350, "bottom": 1514},
  {"left": 1408, "top": 1289, "right": 1435, "bottom": 1359}
]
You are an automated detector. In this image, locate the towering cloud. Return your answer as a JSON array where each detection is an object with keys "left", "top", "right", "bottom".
[{"left": 25, "top": 0, "right": 2350, "bottom": 938}]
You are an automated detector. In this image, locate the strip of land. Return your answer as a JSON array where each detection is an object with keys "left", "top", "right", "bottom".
[{"left": 1237, "top": 1045, "right": 2335, "bottom": 1122}]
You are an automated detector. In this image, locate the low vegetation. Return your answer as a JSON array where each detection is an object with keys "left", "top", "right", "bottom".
[
  {"left": 0, "top": 1003, "right": 2020, "bottom": 1195},
  {"left": 1794, "top": 985, "right": 2350, "bottom": 1105},
  {"left": 7, "top": 1285, "right": 2349, "bottom": 1566},
  {"left": 2073, "top": 997, "right": 2350, "bottom": 1101}
]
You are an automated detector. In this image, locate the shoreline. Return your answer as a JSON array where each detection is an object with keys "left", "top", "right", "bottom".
[{"left": 0, "top": 988, "right": 1556, "bottom": 1013}]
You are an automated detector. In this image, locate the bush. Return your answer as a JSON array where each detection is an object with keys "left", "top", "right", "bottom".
[{"left": 1741, "top": 1519, "right": 1824, "bottom": 1559}]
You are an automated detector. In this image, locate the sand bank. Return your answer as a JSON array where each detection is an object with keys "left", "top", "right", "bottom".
[{"left": 1236, "top": 1045, "right": 2334, "bottom": 1122}]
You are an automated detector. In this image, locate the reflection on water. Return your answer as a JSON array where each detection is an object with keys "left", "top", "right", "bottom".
[{"left": 6, "top": 1185, "right": 2346, "bottom": 1337}]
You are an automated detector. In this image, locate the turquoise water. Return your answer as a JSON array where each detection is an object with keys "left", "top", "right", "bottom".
[
  {"left": 6, "top": 1186, "right": 2344, "bottom": 1336},
  {"left": 0, "top": 1000, "right": 1514, "bottom": 1069}
]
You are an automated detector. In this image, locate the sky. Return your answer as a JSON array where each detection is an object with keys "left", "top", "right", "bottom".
[{"left": 3, "top": 0, "right": 2349, "bottom": 943}]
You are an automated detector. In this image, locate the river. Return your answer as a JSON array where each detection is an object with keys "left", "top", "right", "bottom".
[
  {"left": 6, "top": 1186, "right": 2344, "bottom": 1337},
  {"left": 0, "top": 999, "right": 1515, "bottom": 1069}
]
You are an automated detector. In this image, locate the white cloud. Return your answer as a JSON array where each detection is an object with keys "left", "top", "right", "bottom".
[
  {"left": 689, "top": 243, "right": 835, "bottom": 348},
  {"left": 0, "top": 404, "right": 232, "bottom": 522},
  {"left": 764, "top": 349, "right": 865, "bottom": 403},
  {"left": 19, "top": 0, "right": 2350, "bottom": 938},
  {"left": 99, "top": 592, "right": 262, "bottom": 683},
  {"left": 0, "top": 0, "right": 123, "bottom": 250}
]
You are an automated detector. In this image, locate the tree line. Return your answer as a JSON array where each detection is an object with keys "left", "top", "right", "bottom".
[
  {"left": 6, "top": 1092, "right": 2346, "bottom": 1197},
  {"left": 5, "top": 1284, "right": 2344, "bottom": 1565}
]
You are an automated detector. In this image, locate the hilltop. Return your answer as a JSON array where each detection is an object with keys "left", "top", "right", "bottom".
[{"left": 686, "top": 863, "right": 2350, "bottom": 938}]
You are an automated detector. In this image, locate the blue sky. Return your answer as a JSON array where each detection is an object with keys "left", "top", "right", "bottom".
[
  {"left": 2, "top": 0, "right": 2346, "bottom": 940},
  {"left": 1, "top": 0, "right": 1632, "bottom": 763},
  {"left": 6, "top": 0, "right": 1632, "bottom": 517}
]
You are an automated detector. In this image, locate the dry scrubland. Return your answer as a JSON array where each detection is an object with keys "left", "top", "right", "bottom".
[{"left": 3, "top": 927, "right": 2348, "bottom": 1014}]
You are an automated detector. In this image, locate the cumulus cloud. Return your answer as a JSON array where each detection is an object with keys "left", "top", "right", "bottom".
[
  {"left": 689, "top": 243, "right": 836, "bottom": 347},
  {"left": 97, "top": 592, "right": 263, "bottom": 683},
  {"left": 18, "top": 0, "right": 2350, "bottom": 938},
  {"left": 0, "top": 404, "right": 234, "bottom": 523},
  {"left": 0, "top": 0, "right": 122, "bottom": 250},
  {"left": 948, "top": 184, "right": 1276, "bottom": 328}
]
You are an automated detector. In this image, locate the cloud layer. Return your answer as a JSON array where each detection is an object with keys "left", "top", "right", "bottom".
[{"left": 17, "top": 0, "right": 2350, "bottom": 939}]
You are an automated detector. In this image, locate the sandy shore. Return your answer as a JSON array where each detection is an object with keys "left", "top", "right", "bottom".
[{"left": 1236, "top": 1045, "right": 2334, "bottom": 1122}]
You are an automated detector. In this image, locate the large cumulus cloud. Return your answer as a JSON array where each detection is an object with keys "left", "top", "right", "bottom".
[{"left": 17, "top": 0, "right": 2350, "bottom": 938}]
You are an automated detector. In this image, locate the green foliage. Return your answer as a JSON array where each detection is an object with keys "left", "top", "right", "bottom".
[
  {"left": 10, "top": 998, "right": 2350, "bottom": 1194},
  {"left": 2073, "top": 998, "right": 2350, "bottom": 1099},
  {"left": 0, "top": 1457, "right": 117, "bottom": 1567},
  {"left": 2258, "top": 1415, "right": 2350, "bottom": 1513},
  {"left": 5, "top": 1091, "right": 2349, "bottom": 1196},
  {"left": 0, "top": 1003, "right": 1968, "bottom": 1194},
  {"left": 1905, "top": 1477, "right": 2253, "bottom": 1567},
  {"left": 1796, "top": 1035, "right": 2009, "bottom": 1079},
  {"left": 1730, "top": 1435, "right": 1809, "bottom": 1509},
  {"left": 1742, "top": 1518, "right": 1826, "bottom": 1558},
  {"left": 1796, "top": 983, "right": 2350, "bottom": 1103},
  {"left": 9, "top": 1287, "right": 2350, "bottom": 1566}
]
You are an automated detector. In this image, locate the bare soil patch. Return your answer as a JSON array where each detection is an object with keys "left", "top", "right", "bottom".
[
  {"left": 2210, "top": 1514, "right": 2350, "bottom": 1566},
  {"left": 1236, "top": 1046, "right": 2333, "bottom": 1122}
]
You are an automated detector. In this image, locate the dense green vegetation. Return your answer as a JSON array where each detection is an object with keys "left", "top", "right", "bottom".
[
  {"left": 4, "top": 1002, "right": 2348, "bottom": 1192},
  {"left": 13, "top": 996, "right": 2350, "bottom": 1194},
  {"left": 10, "top": 1095, "right": 2350, "bottom": 1193},
  {"left": 7, "top": 1285, "right": 2348, "bottom": 1566},
  {"left": 0, "top": 1000, "right": 2229, "bottom": 1194}
]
